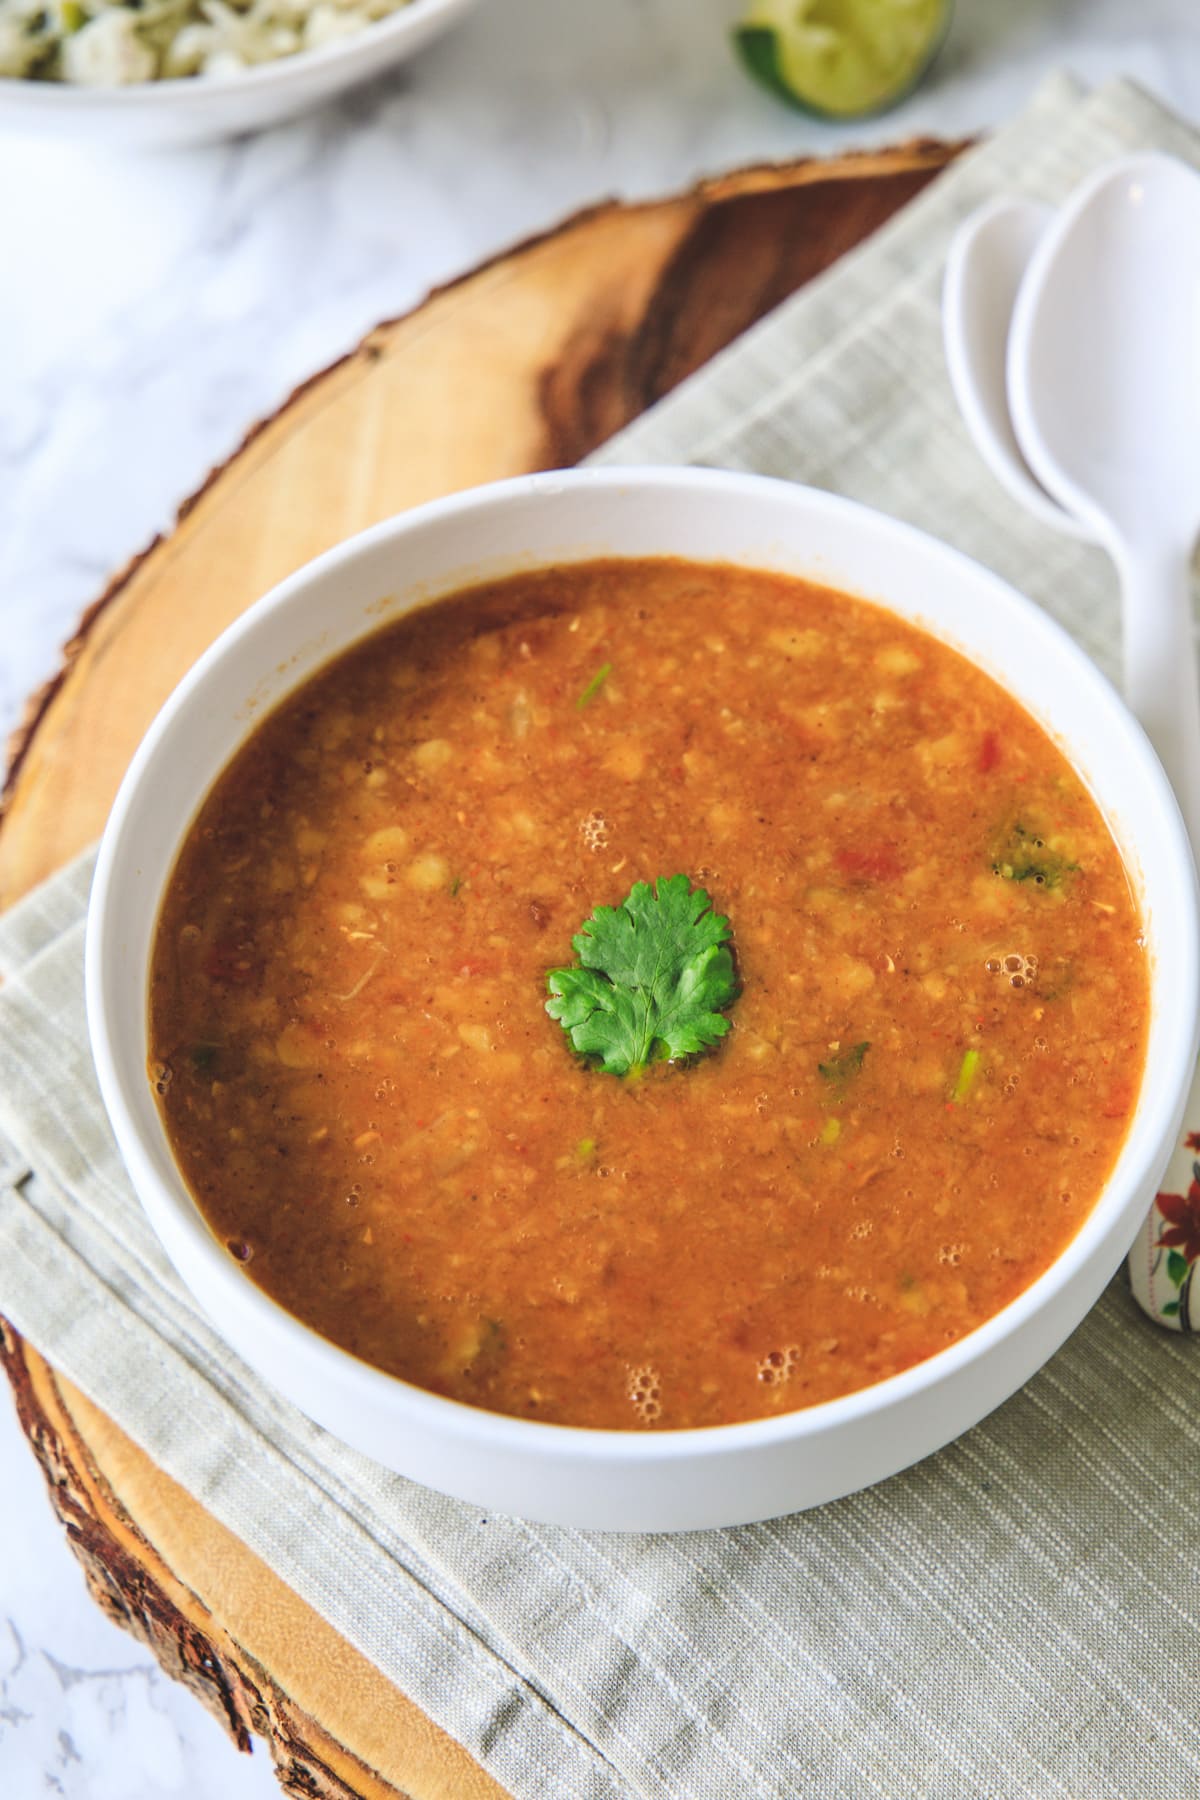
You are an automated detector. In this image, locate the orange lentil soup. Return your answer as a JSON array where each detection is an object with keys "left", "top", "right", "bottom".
[{"left": 149, "top": 559, "right": 1148, "bottom": 1430}]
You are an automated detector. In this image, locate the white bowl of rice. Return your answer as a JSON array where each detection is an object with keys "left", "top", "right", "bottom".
[{"left": 0, "top": 0, "right": 483, "bottom": 145}]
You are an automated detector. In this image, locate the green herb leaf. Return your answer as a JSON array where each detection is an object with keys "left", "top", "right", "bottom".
[
  {"left": 545, "top": 874, "right": 738, "bottom": 1076},
  {"left": 992, "top": 822, "right": 1077, "bottom": 890},
  {"left": 576, "top": 661, "right": 612, "bottom": 709},
  {"left": 818, "top": 1041, "right": 870, "bottom": 1084}
]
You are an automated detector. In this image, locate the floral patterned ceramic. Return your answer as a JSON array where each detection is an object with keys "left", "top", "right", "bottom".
[{"left": 1129, "top": 1099, "right": 1200, "bottom": 1329}]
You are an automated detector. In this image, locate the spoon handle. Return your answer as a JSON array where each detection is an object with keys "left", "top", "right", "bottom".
[
  {"left": 1120, "top": 542, "right": 1200, "bottom": 849},
  {"left": 1121, "top": 542, "right": 1200, "bottom": 1328}
]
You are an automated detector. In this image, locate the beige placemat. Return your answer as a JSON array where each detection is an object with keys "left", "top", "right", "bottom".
[{"left": 4, "top": 75, "right": 1200, "bottom": 1800}]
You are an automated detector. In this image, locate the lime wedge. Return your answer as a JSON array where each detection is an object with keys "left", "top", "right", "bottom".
[{"left": 734, "top": 0, "right": 952, "bottom": 120}]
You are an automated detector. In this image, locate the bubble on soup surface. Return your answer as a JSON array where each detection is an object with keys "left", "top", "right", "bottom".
[
  {"left": 628, "top": 1365, "right": 662, "bottom": 1422},
  {"left": 580, "top": 811, "right": 609, "bottom": 851},
  {"left": 226, "top": 1238, "right": 253, "bottom": 1263},
  {"left": 756, "top": 1346, "right": 801, "bottom": 1385},
  {"left": 989, "top": 950, "right": 1038, "bottom": 989}
]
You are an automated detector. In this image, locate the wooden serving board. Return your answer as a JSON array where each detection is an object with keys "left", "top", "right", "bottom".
[{"left": 0, "top": 139, "right": 959, "bottom": 1799}]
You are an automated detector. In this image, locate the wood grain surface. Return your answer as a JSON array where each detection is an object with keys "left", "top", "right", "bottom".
[{"left": 0, "top": 140, "right": 959, "bottom": 1798}]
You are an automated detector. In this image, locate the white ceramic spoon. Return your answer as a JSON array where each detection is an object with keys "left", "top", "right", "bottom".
[
  {"left": 942, "top": 196, "right": 1094, "bottom": 541},
  {"left": 1007, "top": 151, "right": 1200, "bottom": 1329}
]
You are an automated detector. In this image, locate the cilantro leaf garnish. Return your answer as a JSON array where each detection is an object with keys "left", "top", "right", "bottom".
[{"left": 545, "top": 874, "right": 739, "bottom": 1076}]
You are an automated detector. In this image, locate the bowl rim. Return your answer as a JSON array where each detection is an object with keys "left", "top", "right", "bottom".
[
  {"left": 85, "top": 464, "right": 1200, "bottom": 1470},
  {"left": 0, "top": 0, "right": 479, "bottom": 106}
]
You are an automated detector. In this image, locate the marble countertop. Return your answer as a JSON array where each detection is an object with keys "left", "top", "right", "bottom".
[{"left": 4, "top": 1, "right": 1200, "bottom": 1792}]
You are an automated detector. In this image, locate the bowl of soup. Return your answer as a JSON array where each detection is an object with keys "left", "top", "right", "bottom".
[
  {"left": 0, "top": 0, "right": 486, "bottom": 148},
  {"left": 85, "top": 467, "right": 1199, "bottom": 1531}
]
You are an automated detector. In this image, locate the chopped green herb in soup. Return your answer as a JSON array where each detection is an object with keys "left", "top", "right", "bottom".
[{"left": 149, "top": 559, "right": 1148, "bottom": 1429}]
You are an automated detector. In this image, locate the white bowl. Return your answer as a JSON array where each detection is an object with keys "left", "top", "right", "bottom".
[
  {"left": 86, "top": 467, "right": 1200, "bottom": 1531},
  {"left": 0, "top": 0, "right": 482, "bottom": 148}
]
